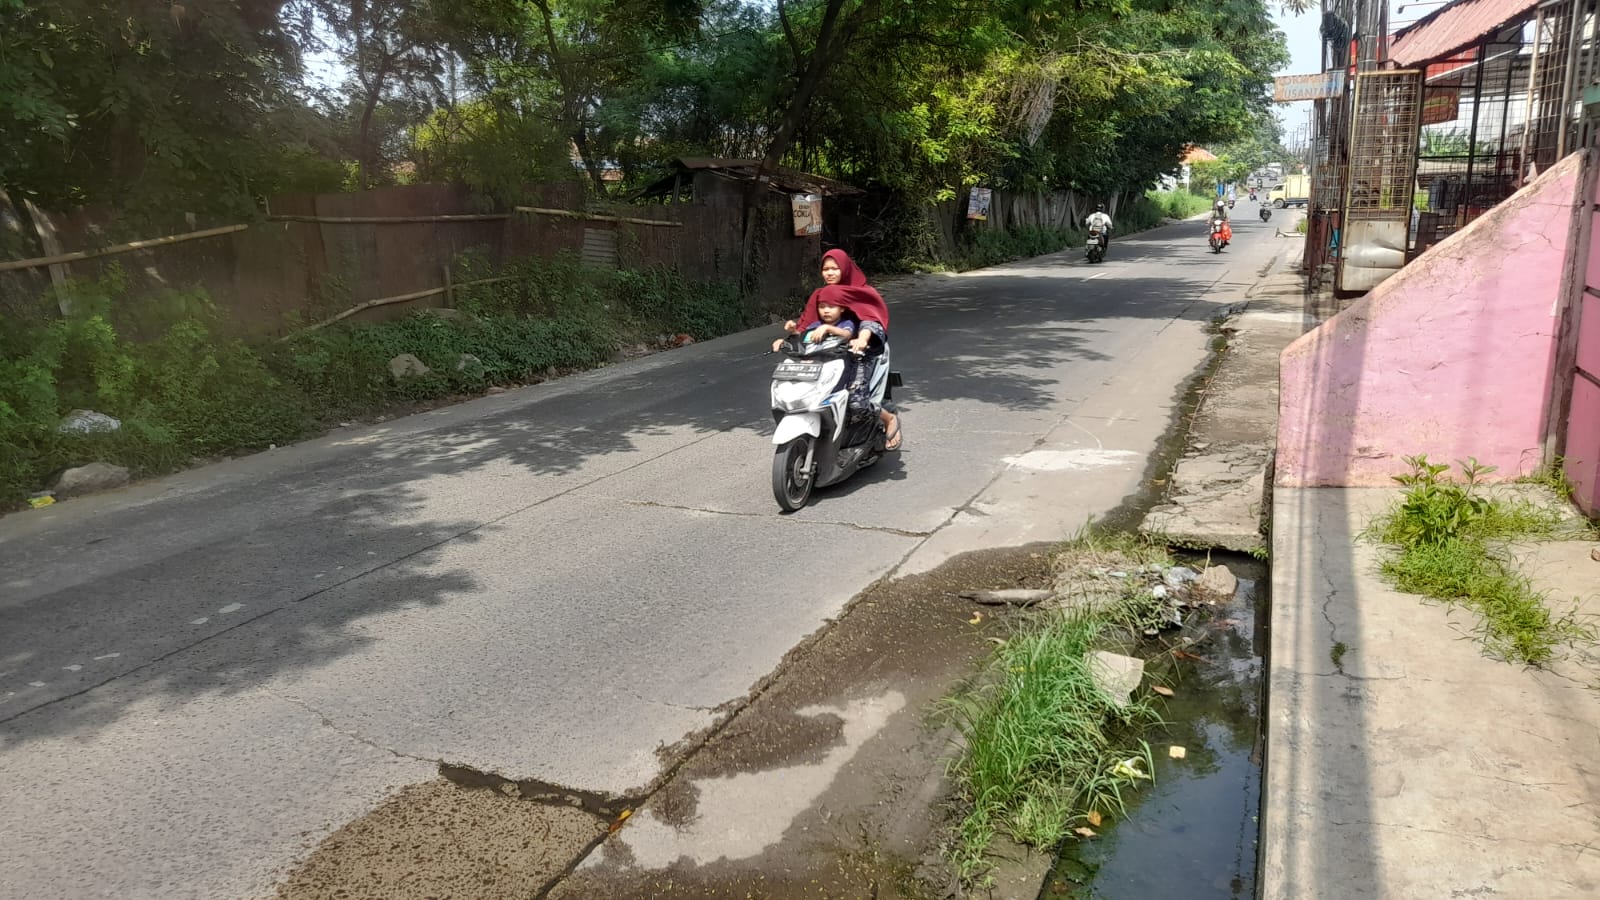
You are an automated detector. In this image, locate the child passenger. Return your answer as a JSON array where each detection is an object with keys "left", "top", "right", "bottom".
[{"left": 771, "top": 300, "right": 855, "bottom": 351}]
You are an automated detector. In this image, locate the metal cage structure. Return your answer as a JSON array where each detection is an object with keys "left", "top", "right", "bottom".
[
  {"left": 1310, "top": 0, "right": 1600, "bottom": 293},
  {"left": 1339, "top": 70, "right": 1424, "bottom": 292},
  {"left": 1405, "top": 0, "right": 1598, "bottom": 257}
]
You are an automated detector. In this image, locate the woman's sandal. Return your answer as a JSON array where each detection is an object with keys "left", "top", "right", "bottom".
[{"left": 884, "top": 413, "right": 903, "bottom": 451}]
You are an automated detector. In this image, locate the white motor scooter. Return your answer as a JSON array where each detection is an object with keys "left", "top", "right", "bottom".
[{"left": 769, "top": 334, "right": 901, "bottom": 512}]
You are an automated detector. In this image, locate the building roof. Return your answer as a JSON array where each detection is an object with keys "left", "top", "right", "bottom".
[
  {"left": 1182, "top": 146, "right": 1218, "bottom": 163},
  {"left": 1390, "top": 0, "right": 1540, "bottom": 67},
  {"left": 634, "top": 158, "right": 863, "bottom": 199}
]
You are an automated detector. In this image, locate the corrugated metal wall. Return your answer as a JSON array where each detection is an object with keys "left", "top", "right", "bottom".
[{"left": 1, "top": 183, "right": 818, "bottom": 336}]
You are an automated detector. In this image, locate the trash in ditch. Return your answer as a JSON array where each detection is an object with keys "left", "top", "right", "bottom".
[
  {"left": 1169, "top": 745, "right": 1188, "bottom": 760},
  {"left": 968, "top": 611, "right": 984, "bottom": 625},
  {"left": 1074, "top": 827, "right": 1097, "bottom": 838},
  {"left": 608, "top": 808, "right": 633, "bottom": 834},
  {"left": 1087, "top": 810, "right": 1103, "bottom": 827},
  {"left": 1111, "top": 757, "right": 1150, "bottom": 781},
  {"left": 28, "top": 495, "right": 55, "bottom": 509},
  {"left": 1151, "top": 685, "right": 1175, "bottom": 697}
]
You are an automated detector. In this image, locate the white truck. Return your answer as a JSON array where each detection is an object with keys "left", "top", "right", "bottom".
[{"left": 1268, "top": 174, "right": 1310, "bottom": 209}]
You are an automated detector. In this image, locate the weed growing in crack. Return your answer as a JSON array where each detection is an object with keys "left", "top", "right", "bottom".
[
  {"left": 1329, "top": 641, "right": 1349, "bottom": 672},
  {"left": 1367, "top": 455, "right": 1592, "bottom": 665},
  {"left": 1514, "top": 458, "right": 1575, "bottom": 500}
]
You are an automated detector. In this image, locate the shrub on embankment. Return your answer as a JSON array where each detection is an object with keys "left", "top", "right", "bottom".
[
  {"left": 0, "top": 257, "right": 746, "bottom": 506},
  {"left": 932, "top": 190, "right": 1213, "bottom": 272}
]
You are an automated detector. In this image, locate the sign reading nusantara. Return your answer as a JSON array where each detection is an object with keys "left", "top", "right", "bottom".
[{"left": 1273, "top": 71, "right": 1347, "bottom": 102}]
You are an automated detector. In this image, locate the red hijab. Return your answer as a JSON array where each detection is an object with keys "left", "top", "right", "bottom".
[{"left": 797, "top": 249, "right": 889, "bottom": 332}]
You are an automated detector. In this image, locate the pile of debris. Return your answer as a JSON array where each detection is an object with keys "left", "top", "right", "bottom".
[{"left": 961, "top": 551, "right": 1238, "bottom": 635}]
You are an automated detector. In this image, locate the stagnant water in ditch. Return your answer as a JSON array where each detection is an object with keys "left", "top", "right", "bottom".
[{"left": 1040, "top": 555, "right": 1267, "bottom": 900}]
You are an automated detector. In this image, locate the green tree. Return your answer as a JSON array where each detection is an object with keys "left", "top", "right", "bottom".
[
  {"left": 0, "top": 0, "right": 318, "bottom": 222},
  {"left": 309, "top": 0, "right": 450, "bottom": 189}
]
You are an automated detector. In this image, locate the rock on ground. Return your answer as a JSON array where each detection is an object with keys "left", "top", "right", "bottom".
[
  {"left": 389, "top": 353, "right": 431, "bottom": 380},
  {"left": 57, "top": 409, "right": 122, "bottom": 435},
  {"left": 53, "top": 462, "right": 130, "bottom": 497},
  {"left": 1196, "top": 565, "right": 1239, "bottom": 598},
  {"left": 1086, "top": 651, "right": 1145, "bottom": 708}
]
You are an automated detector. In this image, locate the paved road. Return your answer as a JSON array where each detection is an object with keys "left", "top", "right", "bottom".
[{"left": 0, "top": 205, "right": 1290, "bottom": 898}]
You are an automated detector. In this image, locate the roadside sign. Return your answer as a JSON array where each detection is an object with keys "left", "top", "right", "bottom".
[{"left": 1273, "top": 71, "right": 1347, "bottom": 102}]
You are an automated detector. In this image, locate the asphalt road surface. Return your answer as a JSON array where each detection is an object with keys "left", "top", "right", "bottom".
[{"left": 0, "top": 205, "right": 1291, "bottom": 898}]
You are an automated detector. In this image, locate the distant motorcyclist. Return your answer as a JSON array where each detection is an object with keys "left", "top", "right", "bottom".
[
  {"left": 1085, "top": 203, "right": 1114, "bottom": 250},
  {"left": 1208, "top": 198, "right": 1233, "bottom": 251}
]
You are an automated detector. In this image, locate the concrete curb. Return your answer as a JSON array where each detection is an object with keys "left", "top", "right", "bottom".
[{"left": 1138, "top": 238, "right": 1307, "bottom": 549}]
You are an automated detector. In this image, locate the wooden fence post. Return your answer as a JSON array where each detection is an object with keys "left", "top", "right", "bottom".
[{"left": 21, "top": 200, "right": 70, "bottom": 313}]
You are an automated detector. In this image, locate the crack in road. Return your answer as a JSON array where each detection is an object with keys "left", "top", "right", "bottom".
[
  {"left": 264, "top": 687, "right": 439, "bottom": 765},
  {"left": 608, "top": 497, "right": 935, "bottom": 538}
]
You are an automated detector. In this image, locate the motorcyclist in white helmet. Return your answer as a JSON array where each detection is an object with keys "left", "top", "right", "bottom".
[{"left": 1085, "top": 203, "right": 1113, "bottom": 251}]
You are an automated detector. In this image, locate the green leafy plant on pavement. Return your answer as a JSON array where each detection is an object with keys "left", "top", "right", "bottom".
[{"left": 1368, "top": 455, "right": 1591, "bottom": 665}]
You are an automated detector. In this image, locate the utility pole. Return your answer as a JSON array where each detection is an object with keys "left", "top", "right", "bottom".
[{"left": 1354, "top": 0, "right": 1385, "bottom": 70}]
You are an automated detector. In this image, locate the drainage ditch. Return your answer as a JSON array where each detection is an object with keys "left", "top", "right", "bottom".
[{"left": 1040, "top": 552, "right": 1267, "bottom": 899}]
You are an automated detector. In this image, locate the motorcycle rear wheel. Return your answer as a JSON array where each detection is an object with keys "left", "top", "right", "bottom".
[{"left": 773, "top": 436, "right": 815, "bottom": 512}]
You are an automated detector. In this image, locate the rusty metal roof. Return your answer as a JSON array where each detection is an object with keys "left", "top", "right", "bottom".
[{"left": 1390, "top": 0, "right": 1539, "bottom": 67}]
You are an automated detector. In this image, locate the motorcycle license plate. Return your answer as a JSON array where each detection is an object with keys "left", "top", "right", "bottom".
[{"left": 774, "top": 360, "right": 824, "bottom": 381}]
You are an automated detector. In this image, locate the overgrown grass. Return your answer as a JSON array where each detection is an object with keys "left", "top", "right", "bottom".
[
  {"left": 0, "top": 256, "right": 748, "bottom": 506},
  {"left": 1138, "top": 190, "right": 1213, "bottom": 221},
  {"left": 942, "top": 529, "right": 1171, "bottom": 884},
  {"left": 1368, "top": 455, "right": 1590, "bottom": 664},
  {"left": 951, "top": 224, "right": 1079, "bottom": 271}
]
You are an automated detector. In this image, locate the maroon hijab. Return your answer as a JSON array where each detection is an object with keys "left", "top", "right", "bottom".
[{"left": 796, "top": 249, "right": 889, "bottom": 332}]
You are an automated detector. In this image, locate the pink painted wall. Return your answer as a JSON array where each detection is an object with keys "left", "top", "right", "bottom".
[
  {"left": 1277, "top": 153, "right": 1581, "bottom": 487},
  {"left": 1567, "top": 376, "right": 1600, "bottom": 514},
  {"left": 1563, "top": 196, "right": 1600, "bottom": 514}
]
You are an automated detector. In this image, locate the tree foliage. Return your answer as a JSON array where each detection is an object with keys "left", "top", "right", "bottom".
[
  {"left": 0, "top": 0, "right": 320, "bottom": 223},
  {"left": 0, "top": 0, "right": 1293, "bottom": 228}
]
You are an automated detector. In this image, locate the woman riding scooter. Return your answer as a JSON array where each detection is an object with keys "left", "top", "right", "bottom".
[{"left": 785, "top": 250, "right": 902, "bottom": 450}]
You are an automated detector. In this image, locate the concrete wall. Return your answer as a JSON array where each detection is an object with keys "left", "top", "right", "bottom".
[
  {"left": 1277, "top": 152, "right": 1582, "bottom": 487},
  {"left": 1563, "top": 177, "right": 1600, "bottom": 514}
]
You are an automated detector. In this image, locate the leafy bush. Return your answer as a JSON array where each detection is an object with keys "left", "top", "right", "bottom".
[
  {"left": 1139, "top": 190, "right": 1213, "bottom": 221},
  {"left": 0, "top": 291, "right": 309, "bottom": 502},
  {"left": 0, "top": 257, "right": 747, "bottom": 506},
  {"left": 954, "top": 225, "right": 1077, "bottom": 270}
]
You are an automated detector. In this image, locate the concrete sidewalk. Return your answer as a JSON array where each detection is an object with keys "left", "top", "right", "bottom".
[
  {"left": 1265, "top": 486, "right": 1600, "bottom": 898},
  {"left": 1140, "top": 224, "right": 1309, "bottom": 550}
]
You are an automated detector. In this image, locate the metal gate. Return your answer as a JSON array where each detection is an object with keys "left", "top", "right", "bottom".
[{"left": 1338, "top": 70, "right": 1423, "bottom": 293}]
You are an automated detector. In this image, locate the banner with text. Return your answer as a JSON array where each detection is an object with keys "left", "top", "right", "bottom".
[{"left": 1273, "top": 71, "right": 1347, "bottom": 102}]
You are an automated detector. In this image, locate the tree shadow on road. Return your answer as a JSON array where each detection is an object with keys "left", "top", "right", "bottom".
[{"left": 0, "top": 216, "right": 1263, "bottom": 750}]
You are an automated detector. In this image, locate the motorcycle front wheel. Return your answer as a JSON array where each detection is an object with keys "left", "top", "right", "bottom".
[
  {"left": 1209, "top": 237, "right": 1220, "bottom": 253},
  {"left": 772, "top": 436, "right": 815, "bottom": 512}
]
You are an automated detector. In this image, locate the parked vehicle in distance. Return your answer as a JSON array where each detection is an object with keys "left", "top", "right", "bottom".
[{"left": 1269, "top": 174, "right": 1310, "bottom": 209}]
